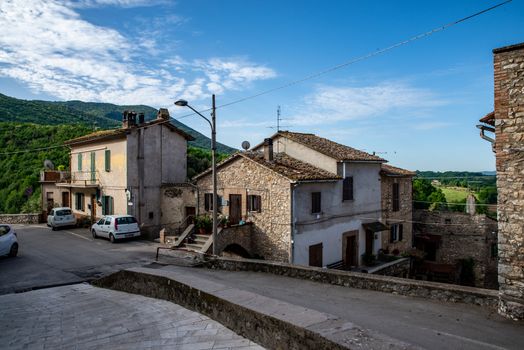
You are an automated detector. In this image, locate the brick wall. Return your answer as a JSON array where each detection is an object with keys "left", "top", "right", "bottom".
[
  {"left": 414, "top": 210, "right": 498, "bottom": 289},
  {"left": 493, "top": 42, "right": 524, "bottom": 320},
  {"left": 196, "top": 156, "right": 292, "bottom": 262}
]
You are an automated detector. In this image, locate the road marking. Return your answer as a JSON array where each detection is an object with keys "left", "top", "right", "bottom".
[
  {"left": 63, "top": 230, "right": 92, "bottom": 242},
  {"left": 420, "top": 327, "right": 507, "bottom": 350}
]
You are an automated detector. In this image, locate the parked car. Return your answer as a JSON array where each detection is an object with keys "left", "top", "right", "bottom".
[
  {"left": 0, "top": 224, "right": 18, "bottom": 257},
  {"left": 91, "top": 215, "right": 141, "bottom": 243},
  {"left": 47, "top": 207, "right": 77, "bottom": 230}
]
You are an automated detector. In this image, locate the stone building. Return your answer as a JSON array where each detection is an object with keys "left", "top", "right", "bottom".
[
  {"left": 413, "top": 210, "right": 498, "bottom": 289},
  {"left": 41, "top": 109, "right": 194, "bottom": 237},
  {"left": 380, "top": 164, "right": 415, "bottom": 255},
  {"left": 196, "top": 133, "right": 413, "bottom": 267},
  {"left": 477, "top": 42, "right": 524, "bottom": 320}
]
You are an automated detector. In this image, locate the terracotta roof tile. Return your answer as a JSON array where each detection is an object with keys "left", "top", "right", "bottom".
[
  {"left": 381, "top": 164, "right": 416, "bottom": 177},
  {"left": 479, "top": 111, "right": 495, "bottom": 126},
  {"left": 276, "top": 131, "right": 385, "bottom": 162},
  {"left": 194, "top": 151, "right": 341, "bottom": 182}
]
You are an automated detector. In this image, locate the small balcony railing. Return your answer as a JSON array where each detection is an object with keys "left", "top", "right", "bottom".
[
  {"left": 40, "top": 170, "right": 70, "bottom": 183},
  {"left": 70, "top": 170, "right": 100, "bottom": 186}
]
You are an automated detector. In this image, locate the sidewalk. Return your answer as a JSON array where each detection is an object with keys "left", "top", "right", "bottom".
[{"left": 0, "top": 283, "right": 263, "bottom": 350}]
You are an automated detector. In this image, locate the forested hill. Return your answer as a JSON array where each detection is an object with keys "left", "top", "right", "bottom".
[{"left": 0, "top": 93, "right": 236, "bottom": 153}]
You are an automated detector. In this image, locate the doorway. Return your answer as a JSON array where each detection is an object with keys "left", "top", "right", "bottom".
[
  {"left": 90, "top": 195, "right": 97, "bottom": 223},
  {"left": 185, "top": 206, "right": 196, "bottom": 224},
  {"left": 62, "top": 192, "right": 70, "bottom": 208},
  {"left": 365, "top": 230, "right": 374, "bottom": 255},
  {"left": 309, "top": 243, "right": 323, "bottom": 267},
  {"left": 342, "top": 230, "right": 358, "bottom": 268},
  {"left": 229, "top": 194, "right": 242, "bottom": 225}
]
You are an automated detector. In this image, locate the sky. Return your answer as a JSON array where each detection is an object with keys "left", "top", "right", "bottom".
[{"left": 1, "top": 0, "right": 523, "bottom": 171}]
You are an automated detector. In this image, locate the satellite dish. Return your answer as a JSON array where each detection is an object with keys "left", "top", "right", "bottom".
[
  {"left": 44, "top": 159, "right": 55, "bottom": 170},
  {"left": 241, "top": 141, "right": 250, "bottom": 150}
]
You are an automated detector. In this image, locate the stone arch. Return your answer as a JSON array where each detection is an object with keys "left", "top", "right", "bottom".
[{"left": 221, "top": 243, "right": 251, "bottom": 259}]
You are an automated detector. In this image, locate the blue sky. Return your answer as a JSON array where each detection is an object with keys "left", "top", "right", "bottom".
[{"left": 1, "top": 0, "right": 523, "bottom": 171}]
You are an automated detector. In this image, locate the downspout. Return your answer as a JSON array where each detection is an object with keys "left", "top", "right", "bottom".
[
  {"left": 476, "top": 124, "right": 495, "bottom": 151},
  {"left": 290, "top": 182, "right": 298, "bottom": 264}
]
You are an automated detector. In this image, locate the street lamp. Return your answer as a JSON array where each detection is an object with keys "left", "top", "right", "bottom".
[{"left": 174, "top": 95, "right": 218, "bottom": 256}]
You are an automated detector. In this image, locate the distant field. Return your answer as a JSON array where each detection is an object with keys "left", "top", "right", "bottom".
[{"left": 440, "top": 186, "right": 475, "bottom": 202}]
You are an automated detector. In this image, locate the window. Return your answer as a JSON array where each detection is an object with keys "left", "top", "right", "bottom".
[
  {"left": 56, "top": 209, "right": 72, "bottom": 216},
  {"left": 204, "top": 193, "right": 213, "bottom": 211},
  {"left": 342, "top": 177, "right": 354, "bottom": 201},
  {"left": 390, "top": 223, "right": 403, "bottom": 243},
  {"left": 0, "top": 225, "right": 9, "bottom": 236},
  {"left": 75, "top": 193, "right": 85, "bottom": 211},
  {"left": 392, "top": 183, "right": 400, "bottom": 212},
  {"left": 102, "top": 195, "right": 114, "bottom": 215},
  {"left": 247, "top": 195, "right": 262, "bottom": 212},
  {"left": 311, "top": 192, "right": 322, "bottom": 214},
  {"left": 116, "top": 217, "right": 137, "bottom": 225},
  {"left": 105, "top": 150, "right": 111, "bottom": 172},
  {"left": 46, "top": 192, "right": 53, "bottom": 200},
  {"left": 104, "top": 218, "right": 111, "bottom": 225},
  {"left": 78, "top": 153, "right": 82, "bottom": 171}
]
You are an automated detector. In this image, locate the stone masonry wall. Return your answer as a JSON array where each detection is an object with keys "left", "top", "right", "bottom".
[
  {"left": 0, "top": 214, "right": 40, "bottom": 224},
  {"left": 493, "top": 43, "right": 524, "bottom": 320},
  {"left": 381, "top": 175, "right": 413, "bottom": 254},
  {"left": 197, "top": 156, "right": 292, "bottom": 262},
  {"left": 414, "top": 210, "right": 498, "bottom": 289}
]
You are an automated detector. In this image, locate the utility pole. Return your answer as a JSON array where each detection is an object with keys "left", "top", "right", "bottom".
[{"left": 211, "top": 94, "right": 218, "bottom": 256}]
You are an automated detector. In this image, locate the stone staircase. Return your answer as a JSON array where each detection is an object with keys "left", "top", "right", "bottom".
[{"left": 184, "top": 233, "right": 211, "bottom": 252}]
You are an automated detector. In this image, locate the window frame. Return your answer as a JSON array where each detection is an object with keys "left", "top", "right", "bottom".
[
  {"left": 247, "top": 194, "right": 262, "bottom": 213},
  {"left": 78, "top": 153, "right": 82, "bottom": 171},
  {"left": 342, "top": 176, "right": 354, "bottom": 201},
  {"left": 105, "top": 149, "right": 111, "bottom": 172},
  {"left": 392, "top": 182, "right": 400, "bottom": 212},
  {"left": 75, "top": 193, "right": 85, "bottom": 211},
  {"left": 311, "top": 192, "right": 322, "bottom": 214},
  {"left": 390, "top": 223, "right": 404, "bottom": 243}
]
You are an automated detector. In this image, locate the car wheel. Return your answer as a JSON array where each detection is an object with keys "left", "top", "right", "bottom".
[
  {"left": 109, "top": 233, "right": 115, "bottom": 243},
  {"left": 92, "top": 229, "right": 97, "bottom": 239},
  {"left": 51, "top": 225, "right": 57, "bottom": 231},
  {"left": 9, "top": 243, "right": 18, "bottom": 257}
]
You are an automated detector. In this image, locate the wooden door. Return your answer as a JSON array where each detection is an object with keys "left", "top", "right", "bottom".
[
  {"left": 309, "top": 243, "right": 323, "bottom": 267},
  {"left": 62, "top": 192, "right": 70, "bottom": 208},
  {"left": 229, "top": 194, "right": 242, "bottom": 225},
  {"left": 185, "top": 206, "right": 196, "bottom": 224},
  {"left": 345, "top": 236, "right": 357, "bottom": 267}
]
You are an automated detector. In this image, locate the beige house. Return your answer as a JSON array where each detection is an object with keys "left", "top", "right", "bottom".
[
  {"left": 196, "top": 132, "right": 414, "bottom": 267},
  {"left": 42, "top": 109, "right": 194, "bottom": 237}
]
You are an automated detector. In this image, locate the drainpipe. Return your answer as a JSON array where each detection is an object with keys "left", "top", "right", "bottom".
[
  {"left": 290, "top": 183, "right": 298, "bottom": 264},
  {"left": 476, "top": 124, "right": 495, "bottom": 151}
]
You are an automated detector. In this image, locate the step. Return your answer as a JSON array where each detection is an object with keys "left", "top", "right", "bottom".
[
  {"left": 194, "top": 234, "right": 211, "bottom": 240},
  {"left": 184, "top": 243, "right": 204, "bottom": 252},
  {"left": 94, "top": 266, "right": 411, "bottom": 350}
]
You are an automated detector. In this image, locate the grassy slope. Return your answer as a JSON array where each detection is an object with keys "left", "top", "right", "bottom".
[{"left": 440, "top": 187, "right": 473, "bottom": 202}]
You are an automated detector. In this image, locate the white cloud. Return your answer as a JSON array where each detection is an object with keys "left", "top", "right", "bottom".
[
  {"left": 287, "top": 82, "right": 446, "bottom": 126},
  {"left": 0, "top": 0, "right": 276, "bottom": 106}
]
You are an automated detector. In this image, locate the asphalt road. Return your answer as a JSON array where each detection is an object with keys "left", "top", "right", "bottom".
[{"left": 0, "top": 224, "right": 157, "bottom": 294}]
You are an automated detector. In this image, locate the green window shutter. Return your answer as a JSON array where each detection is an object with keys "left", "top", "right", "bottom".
[
  {"left": 105, "top": 150, "right": 111, "bottom": 172},
  {"left": 102, "top": 195, "right": 106, "bottom": 215},
  {"left": 110, "top": 196, "right": 114, "bottom": 215},
  {"left": 90, "top": 152, "right": 96, "bottom": 182},
  {"left": 78, "top": 154, "right": 82, "bottom": 171}
]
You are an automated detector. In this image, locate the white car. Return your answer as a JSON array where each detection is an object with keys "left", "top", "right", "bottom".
[
  {"left": 91, "top": 215, "right": 141, "bottom": 243},
  {"left": 47, "top": 207, "right": 77, "bottom": 230},
  {"left": 0, "top": 224, "right": 18, "bottom": 257}
]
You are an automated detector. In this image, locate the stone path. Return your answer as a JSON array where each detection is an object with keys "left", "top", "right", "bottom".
[{"left": 0, "top": 283, "right": 263, "bottom": 350}]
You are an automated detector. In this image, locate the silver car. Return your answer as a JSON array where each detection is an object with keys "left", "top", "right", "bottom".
[
  {"left": 0, "top": 224, "right": 18, "bottom": 257},
  {"left": 47, "top": 207, "right": 77, "bottom": 230},
  {"left": 91, "top": 215, "right": 141, "bottom": 243}
]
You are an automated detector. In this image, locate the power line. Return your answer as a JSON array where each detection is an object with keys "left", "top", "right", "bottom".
[
  {"left": 168, "top": 0, "right": 511, "bottom": 121},
  {"left": 412, "top": 200, "right": 497, "bottom": 207},
  {"left": 0, "top": 145, "right": 67, "bottom": 156}
]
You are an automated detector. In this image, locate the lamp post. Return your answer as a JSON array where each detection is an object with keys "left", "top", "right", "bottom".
[{"left": 175, "top": 95, "right": 218, "bottom": 256}]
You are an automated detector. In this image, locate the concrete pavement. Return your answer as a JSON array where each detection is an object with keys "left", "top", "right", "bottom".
[{"left": 0, "top": 283, "right": 263, "bottom": 350}]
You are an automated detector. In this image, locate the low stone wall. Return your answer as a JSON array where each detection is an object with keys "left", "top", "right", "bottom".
[
  {"left": 366, "top": 258, "right": 410, "bottom": 278},
  {"left": 94, "top": 269, "right": 352, "bottom": 350},
  {"left": 216, "top": 223, "right": 254, "bottom": 256},
  {"left": 202, "top": 258, "right": 499, "bottom": 309},
  {"left": 0, "top": 213, "right": 40, "bottom": 224}
]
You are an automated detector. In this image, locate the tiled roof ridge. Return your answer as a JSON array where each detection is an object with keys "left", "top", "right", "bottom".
[{"left": 381, "top": 163, "right": 416, "bottom": 176}]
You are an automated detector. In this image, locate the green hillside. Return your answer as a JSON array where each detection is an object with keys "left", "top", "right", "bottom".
[{"left": 0, "top": 93, "right": 236, "bottom": 153}]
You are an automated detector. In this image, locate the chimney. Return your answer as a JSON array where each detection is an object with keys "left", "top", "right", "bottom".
[
  {"left": 264, "top": 138, "right": 274, "bottom": 162},
  {"left": 127, "top": 111, "right": 137, "bottom": 127},
  {"left": 157, "top": 108, "right": 170, "bottom": 120},
  {"left": 138, "top": 112, "right": 145, "bottom": 124}
]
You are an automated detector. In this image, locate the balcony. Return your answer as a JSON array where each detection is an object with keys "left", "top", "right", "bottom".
[
  {"left": 40, "top": 170, "right": 70, "bottom": 183},
  {"left": 56, "top": 171, "right": 100, "bottom": 188}
]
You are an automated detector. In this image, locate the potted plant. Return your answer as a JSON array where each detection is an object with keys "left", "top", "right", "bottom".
[{"left": 194, "top": 215, "right": 212, "bottom": 234}]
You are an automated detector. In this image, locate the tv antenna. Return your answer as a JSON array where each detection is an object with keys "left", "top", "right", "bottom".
[{"left": 268, "top": 105, "right": 291, "bottom": 131}]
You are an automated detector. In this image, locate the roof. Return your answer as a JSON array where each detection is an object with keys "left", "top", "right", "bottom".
[
  {"left": 380, "top": 164, "right": 416, "bottom": 177},
  {"left": 479, "top": 111, "right": 495, "bottom": 126},
  {"left": 64, "top": 119, "right": 194, "bottom": 146},
  {"left": 493, "top": 42, "right": 524, "bottom": 54},
  {"left": 195, "top": 151, "right": 341, "bottom": 182},
  {"left": 255, "top": 131, "right": 385, "bottom": 162}
]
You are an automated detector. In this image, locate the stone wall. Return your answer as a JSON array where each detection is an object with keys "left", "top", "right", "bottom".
[
  {"left": 160, "top": 184, "right": 197, "bottom": 233},
  {"left": 0, "top": 214, "right": 40, "bottom": 224},
  {"left": 493, "top": 42, "right": 524, "bottom": 320},
  {"left": 202, "top": 258, "right": 499, "bottom": 308},
  {"left": 381, "top": 175, "right": 413, "bottom": 254},
  {"left": 366, "top": 258, "right": 410, "bottom": 278},
  {"left": 414, "top": 210, "right": 498, "bottom": 289},
  {"left": 215, "top": 223, "right": 254, "bottom": 257},
  {"left": 197, "top": 156, "right": 292, "bottom": 262}
]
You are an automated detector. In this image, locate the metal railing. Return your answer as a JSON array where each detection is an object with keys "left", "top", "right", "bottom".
[{"left": 70, "top": 170, "right": 100, "bottom": 186}]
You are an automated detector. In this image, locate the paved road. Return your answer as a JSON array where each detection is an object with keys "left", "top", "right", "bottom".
[
  {"left": 0, "top": 224, "right": 157, "bottom": 294},
  {"left": 0, "top": 283, "right": 263, "bottom": 350},
  {"left": 160, "top": 265, "right": 524, "bottom": 350}
]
